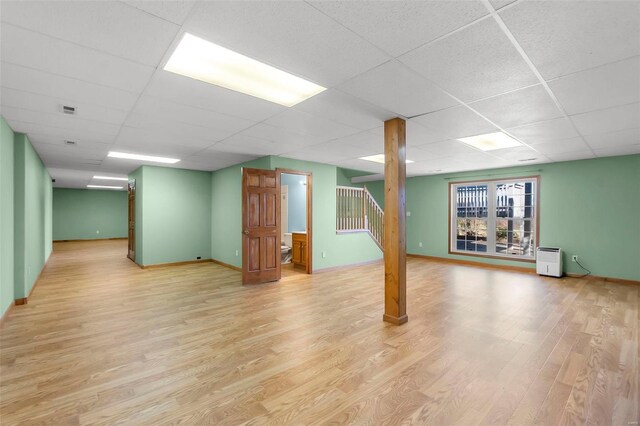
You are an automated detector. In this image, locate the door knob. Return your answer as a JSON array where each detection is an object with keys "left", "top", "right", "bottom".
[{"left": 243, "top": 229, "right": 249, "bottom": 235}]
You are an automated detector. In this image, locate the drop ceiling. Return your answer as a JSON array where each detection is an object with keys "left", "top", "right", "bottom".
[{"left": 0, "top": 0, "right": 638, "bottom": 189}]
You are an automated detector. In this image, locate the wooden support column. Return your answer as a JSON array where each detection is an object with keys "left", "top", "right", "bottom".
[{"left": 383, "top": 118, "right": 407, "bottom": 325}]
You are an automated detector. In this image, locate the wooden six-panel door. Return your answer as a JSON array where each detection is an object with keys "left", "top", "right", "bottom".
[
  {"left": 242, "top": 168, "right": 281, "bottom": 284},
  {"left": 127, "top": 180, "right": 135, "bottom": 262}
]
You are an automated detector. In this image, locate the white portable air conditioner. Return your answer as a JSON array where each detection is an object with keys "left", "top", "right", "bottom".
[{"left": 536, "top": 247, "right": 563, "bottom": 278}]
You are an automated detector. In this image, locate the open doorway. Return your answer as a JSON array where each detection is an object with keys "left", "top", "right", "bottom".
[{"left": 278, "top": 169, "right": 312, "bottom": 277}]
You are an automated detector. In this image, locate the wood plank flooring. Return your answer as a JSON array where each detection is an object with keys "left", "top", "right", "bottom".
[{"left": 1, "top": 240, "right": 638, "bottom": 425}]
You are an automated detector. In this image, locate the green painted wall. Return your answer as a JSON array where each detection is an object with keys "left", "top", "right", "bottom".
[
  {"left": 210, "top": 156, "right": 382, "bottom": 270},
  {"left": 1, "top": 117, "right": 15, "bottom": 317},
  {"left": 53, "top": 188, "right": 127, "bottom": 240},
  {"left": 210, "top": 157, "right": 272, "bottom": 267},
  {"left": 13, "top": 133, "right": 52, "bottom": 299},
  {"left": 132, "top": 166, "right": 211, "bottom": 266},
  {"left": 403, "top": 155, "right": 640, "bottom": 281}
]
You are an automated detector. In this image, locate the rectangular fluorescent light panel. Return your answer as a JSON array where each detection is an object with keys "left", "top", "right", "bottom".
[
  {"left": 108, "top": 151, "right": 180, "bottom": 164},
  {"left": 164, "top": 33, "right": 326, "bottom": 107},
  {"left": 93, "top": 175, "right": 129, "bottom": 181},
  {"left": 359, "top": 154, "right": 414, "bottom": 164},
  {"left": 87, "top": 185, "right": 123, "bottom": 190},
  {"left": 457, "top": 132, "right": 522, "bottom": 151}
]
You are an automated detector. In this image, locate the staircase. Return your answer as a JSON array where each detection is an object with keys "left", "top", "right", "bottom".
[{"left": 336, "top": 186, "right": 383, "bottom": 250}]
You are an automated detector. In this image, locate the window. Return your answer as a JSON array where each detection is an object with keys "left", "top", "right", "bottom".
[{"left": 450, "top": 177, "right": 538, "bottom": 261}]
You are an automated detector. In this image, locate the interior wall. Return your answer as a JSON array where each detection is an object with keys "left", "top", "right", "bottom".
[
  {"left": 1, "top": 117, "right": 15, "bottom": 317},
  {"left": 52, "top": 188, "right": 128, "bottom": 240},
  {"left": 281, "top": 173, "right": 306, "bottom": 232},
  {"left": 132, "top": 166, "right": 212, "bottom": 266},
  {"left": 392, "top": 154, "right": 640, "bottom": 281},
  {"left": 13, "top": 133, "right": 52, "bottom": 300}
]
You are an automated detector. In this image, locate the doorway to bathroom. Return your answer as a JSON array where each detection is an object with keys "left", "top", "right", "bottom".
[{"left": 278, "top": 169, "right": 312, "bottom": 277}]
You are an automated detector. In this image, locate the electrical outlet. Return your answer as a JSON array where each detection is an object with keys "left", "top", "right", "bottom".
[
  {"left": 419, "top": 242, "right": 423, "bottom": 248},
  {"left": 407, "top": 211, "right": 411, "bottom": 217},
  {"left": 96, "top": 230, "right": 100, "bottom": 234},
  {"left": 235, "top": 250, "right": 239, "bottom": 256},
  {"left": 572, "top": 255, "right": 578, "bottom": 262},
  {"left": 322, "top": 251, "right": 326, "bottom": 258}
]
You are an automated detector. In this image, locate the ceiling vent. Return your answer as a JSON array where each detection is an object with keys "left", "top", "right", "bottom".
[
  {"left": 518, "top": 158, "right": 537, "bottom": 162},
  {"left": 65, "top": 140, "right": 76, "bottom": 146},
  {"left": 62, "top": 105, "right": 76, "bottom": 115}
]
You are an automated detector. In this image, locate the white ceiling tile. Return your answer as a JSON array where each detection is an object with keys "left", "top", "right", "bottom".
[
  {"left": 546, "top": 150, "right": 596, "bottom": 162},
  {"left": 411, "top": 105, "right": 497, "bottom": 140},
  {"left": 5, "top": 120, "right": 115, "bottom": 146},
  {"left": 123, "top": 113, "right": 236, "bottom": 144},
  {"left": 33, "top": 141, "right": 109, "bottom": 162},
  {"left": 488, "top": 145, "right": 545, "bottom": 162},
  {"left": 213, "top": 134, "right": 281, "bottom": 157},
  {"left": 490, "top": 0, "right": 517, "bottom": 10},
  {"left": 144, "top": 71, "right": 285, "bottom": 122},
  {"left": 506, "top": 118, "right": 579, "bottom": 146},
  {"left": 531, "top": 137, "right": 592, "bottom": 155},
  {"left": 418, "top": 139, "right": 485, "bottom": 158},
  {"left": 1, "top": 25, "right": 155, "bottom": 93},
  {"left": 114, "top": 126, "right": 214, "bottom": 154},
  {"left": 184, "top": 1, "right": 390, "bottom": 87},
  {"left": 548, "top": 57, "right": 640, "bottom": 115},
  {"left": 239, "top": 123, "right": 325, "bottom": 148},
  {"left": 336, "top": 128, "right": 383, "bottom": 151},
  {"left": 0, "top": 62, "right": 140, "bottom": 112},
  {"left": 1, "top": 87, "right": 128, "bottom": 126},
  {"left": 280, "top": 145, "right": 355, "bottom": 164},
  {"left": 337, "top": 60, "right": 457, "bottom": 117},
  {"left": 405, "top": 120, "right": 451, "bottom": 146},
  {"left": 571, "top": 102, "right": 640, "bottom": 136},
  {"left": 1, "top": 1, "right": 179, "bottom": 66},
  {"left": 593, "top": 144, "right": 640, "bottom": 158},
  {"left": 583, "top": 127, "right": 640, "bottom": 149},
  {"left": 131, "top": 95, "right": 256, "bottom": 135},
  {"left": 294, "top": 89, "right": 394, "bottom": 131},
  {"left": 1, "top": 106, "right": 121, "bottom": 138},
  {"left": 399, "top": 18, "right": 538, "bottom": 102},
  {"left": 309, "top": 1, "right": 488, "bottom": 57},
  {"left": 330, "top": 158, "right": 384, "bottom": 173},
  {"left": 122, "top": 1, "right": 196, "bottom": 25},
  {"left": 263, "top": 109, "right": 361, "bottom": 142},
  {"left": 182, "top": 148, "right": 260, "bottom": 169},
  {"left": 22, "top": 133, "right": 112, "bottom": 154},
  {"left": 500, "top": 0, "right": 640, "bottom": 80},
  {"left": 470, "top": 84, "right": 563, "bottom": 128}
]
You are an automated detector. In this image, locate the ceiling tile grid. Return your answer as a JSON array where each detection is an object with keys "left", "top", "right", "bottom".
[{"left": 0, "top": 0, "right": 638, "bottom": 187}]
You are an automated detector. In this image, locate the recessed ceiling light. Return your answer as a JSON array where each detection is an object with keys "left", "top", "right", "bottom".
[
  {"left": 108, "top": 151, "right": 180, "bottom": 164},
  {"left": 457, "top": 132, "right": 522, "bottom": 151},
  {"left": 93, "top": 175, "right": 129, "bottom": 181},
  {"left": 164, "top": 33, "right": 326, "bottom": 107},
  {"left": 359, "top": 154, "right": 414, "bottom": 164},
  {"left": 87, "top": 185, "right": 123, "bottom": 190}
]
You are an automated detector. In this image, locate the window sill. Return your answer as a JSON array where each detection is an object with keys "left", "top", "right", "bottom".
[{"left": 448, "top": 250, "right": 536, "bottom": 263}]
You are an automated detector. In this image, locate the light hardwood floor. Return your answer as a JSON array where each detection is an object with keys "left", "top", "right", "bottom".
[{"left": 0, "top": 240, "right": 637, "bottom": 425}]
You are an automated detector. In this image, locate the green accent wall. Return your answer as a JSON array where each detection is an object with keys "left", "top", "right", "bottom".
[
  {"left": 210, "top": 156, "right": 382, "bottom": 270},
  {"left": 13, "top": 133, "right": 52, "bottom": 299},
  {"left": 53, "top": 188, "right": 127, "bottom": 240},
  {"left": 402, "top": 155, "right": 640, "bottom": 281},
  {"left": 131, "top": 166, "right": 212, "bottom": 266},
  {"left": 1, "top": 117, "right": 15, "bottom": 316},
  {"left": 210, "top": 157, "right": 272, "bottom": 267}
]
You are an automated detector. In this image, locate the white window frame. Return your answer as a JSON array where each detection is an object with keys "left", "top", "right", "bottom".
[{"left": 449, "top": 176, "right": 539, "bottom": 262}]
